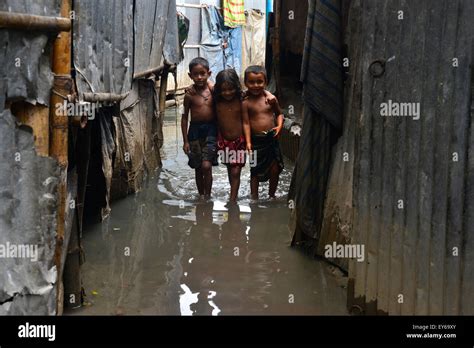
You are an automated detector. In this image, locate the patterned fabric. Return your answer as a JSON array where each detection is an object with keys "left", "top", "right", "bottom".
[
  {"left": 300, "top": 0, "right": 343, "bottom": 130},
  {"left": 217, "top": 133, "right": 247, "bottom": 167},
  {"left": 223, "top": 0, "right": 246, "bottom": 28},
  {"left": 187, "top": 122, "right": 218, "bottom": 168},
  {"left": 250, "top": 130, "right": 284, "bottom": 182}
]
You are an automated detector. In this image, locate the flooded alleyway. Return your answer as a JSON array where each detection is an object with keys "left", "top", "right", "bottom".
[{"left": 70, "top": 108, "right": 348, "bottom": 316}]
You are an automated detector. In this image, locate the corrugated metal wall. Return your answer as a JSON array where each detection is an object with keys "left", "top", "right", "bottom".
[
  {"left": 0, "top": 0, "right": 60, "bottom": 106},
  {"left": 291, "top": 0, "right": 474, "bottom": 315},
  {"left": 0, "top": 0, "right": 61, "bottom": 315},
  {"left": 342, "top": 0, "right": 474, "bottom": 315},
  {"left": 73, "top": 0, "right": 134, "bottom": 96},
  {"left": 134, "top": 0, "right": 180, "bottom": 75}
]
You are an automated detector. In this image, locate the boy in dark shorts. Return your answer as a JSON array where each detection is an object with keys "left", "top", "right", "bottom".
[
  {"left": 181, "top": 57, "right": 218, "bottom": 199},
  {"left": 242, "top": 65, "right": 284, "bottom": 200}
]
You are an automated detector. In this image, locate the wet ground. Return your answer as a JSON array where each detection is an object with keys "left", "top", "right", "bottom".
[{"left": 70, "top": 107, "right": 348, "bottom": 315}]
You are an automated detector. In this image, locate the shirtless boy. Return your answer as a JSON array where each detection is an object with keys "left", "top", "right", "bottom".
[
  {"left": 242, "top": 65, "right": 284, "bottom": 200},
  {"left": 181, "top": 57, "right": 218, "bottom": 199}
]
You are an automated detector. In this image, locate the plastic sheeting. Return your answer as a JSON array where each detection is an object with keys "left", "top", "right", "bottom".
[
  {"left": 0, "top": 109, "right": 59, "bottom": 315},
  {"left": 0, "top": 0, "right": 60, "bottom": 107},
  {"left": 73, "top": 0, "right": 134, "bottom": 96},
  {"left": 112, "top": 80, "right": 161, "bottom": 198}
]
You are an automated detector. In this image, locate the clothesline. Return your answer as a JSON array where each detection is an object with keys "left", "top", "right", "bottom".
[
  {"left": 176, "top": 3, "right": 264, "bottom": 14},
  {"left": 176, "top": 3, "right": 222, "bottom": 10}
]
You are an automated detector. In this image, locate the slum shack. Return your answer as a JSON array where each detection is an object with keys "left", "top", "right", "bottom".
[
  {"left": 0, "top": 0, "right": 473, "bottom": 317},
  {"left": 0, "top": 0, "right": 180, "bottom": 314}
]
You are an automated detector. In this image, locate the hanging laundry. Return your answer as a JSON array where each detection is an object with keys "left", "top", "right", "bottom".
[
  {"left": 223, "top": 0, "right": 246, "bottom": 28},
  {"left": 241, "top": 9, "right": 266, "bottom": 77},
  {"left": 200, "top": 6, "right": 242, "bottom": 82}
]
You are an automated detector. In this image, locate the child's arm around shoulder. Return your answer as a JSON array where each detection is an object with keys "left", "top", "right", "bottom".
[
  {"left": 242, "top": 99, "right": 252, "bottom": 152},
  {"left": 269, "top": 95, "right": 284, "bottom": 138},
  {"left": 181, "top": 93, "right": 192, "bottom": 154}
]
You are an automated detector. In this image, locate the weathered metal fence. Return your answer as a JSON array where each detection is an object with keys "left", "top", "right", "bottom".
[{"left": 293, "top": 0, "right": 474, "bottom": 315}]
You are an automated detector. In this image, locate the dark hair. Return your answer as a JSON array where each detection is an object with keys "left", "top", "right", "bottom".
[
  {"left": 244, "top": 65, "right": 267, "bottom": 82},
  {"left": 189, "top": 57, "right": 210, "bottom": 71},
  {"left": 213, "top": 69, "right": 242, "bottom": 102}
]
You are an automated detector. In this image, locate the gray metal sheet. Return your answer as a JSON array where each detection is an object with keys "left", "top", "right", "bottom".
[
  {"left": 134, "top": 0, "right": 179, "bottom": 75},
  {"left": 345, "top": 0, "right": 474, "bottom": 315},
  {"left": 163, "top": 0, "right": 180, "bottom": 65},
  {"left": 0, "top": 0, "right": 60, "bottom": 107},
  {"left": 73, "top": 0, "right": 133, "bottom": 96},
  {"left": 0, "top": 109, "right": 59, "bottom": 315}
]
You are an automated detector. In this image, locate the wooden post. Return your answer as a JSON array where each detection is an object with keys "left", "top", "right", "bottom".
[
  {"left": 49, "top": 0, "right": 72, "bottom": 315},
  {"left": 11, "top": 101, "right": 50, "bottom": 156},
  {"left": 159, "top": 67, "right": 170, "bottom": 116}
]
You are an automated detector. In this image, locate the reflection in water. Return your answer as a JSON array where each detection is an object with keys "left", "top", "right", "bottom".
[{"left": 69, "top": 108, "right": 348, "bottom": 316}]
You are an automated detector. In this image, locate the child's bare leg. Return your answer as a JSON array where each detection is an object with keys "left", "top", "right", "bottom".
[
  {"left": 251, "top": 175, "right": 259, "bottom": 200},
  {"left": 201, "top": 160, "right": 213, "bottom": 198},
  {"left": 226, "top": 165, "right": 232, "bottom": 185},
  {"left": 229, "top": 165, "right": 242, "bottom": 202},
  {"left": 269, "top": 161, "right": 280, "bottom": 198},
  {"left": 195, "top": 168, "right": 204, "bottom": 195}
]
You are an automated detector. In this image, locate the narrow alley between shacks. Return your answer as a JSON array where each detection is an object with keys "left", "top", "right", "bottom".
[{"left": 71, "top": 108, "right": 347, "bottom": 315}]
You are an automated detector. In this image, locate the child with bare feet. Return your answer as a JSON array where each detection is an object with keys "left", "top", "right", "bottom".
[
  {"left": 242, "top": 65, "right": 284, "bottom": 200},
  {"left": 181, "top": 57, "right": 218, "bottom": 200},
  {"left": 213, "top": 69, "right": 251, "bottom": 203}
]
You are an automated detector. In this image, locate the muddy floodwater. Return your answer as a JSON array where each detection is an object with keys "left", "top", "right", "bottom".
[{"left": 70, "top": 108, "right": 348, "bottom": 315}]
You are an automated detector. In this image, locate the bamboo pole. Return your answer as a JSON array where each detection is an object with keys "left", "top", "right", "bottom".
[
  {"left": 0, "top": 11, "right": 71, "bottom": 31},
  {"left": 159, "top": 67, "right": 170, "bottom": 116},
  {"left": 50, "top": 0, "right": 72, "bottom": 316},
  {"left": 82, "top": 92, "right": 129, "bottom": 102},
  {"left": 11, "top": 101, "right": 50, "bottom": 156}
]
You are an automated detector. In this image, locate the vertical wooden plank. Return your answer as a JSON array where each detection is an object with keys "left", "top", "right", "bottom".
[
  {"left": 345, "top": 0, "right": 364, "bottom": 312},
  {"left": 414, "top": 0, "right": 444, "bottom": 315},
  {"left": 388, "top": 0, "right": 416, "bottom": 315},
  {"left": 460, "top": 15, "right": 474, "bottom": 313},
  {"left": 400, "top": 0, "right": 426, "bottom": 316},
  {"left": 376, "top": 0, "right": 402, "bottom": 315},
  {"left": 351, "top": 0, "right": 377, "bottom": 313},
  {"left": 427, "top": 0, "right": 458, "bottom": 315},
  {"left": 364, "top": 0, "right": 389, "bottom": 315},
  {"left": 446, "top": 0, "right": 473, "bottom": 315}
]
